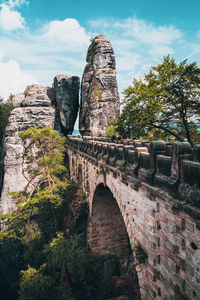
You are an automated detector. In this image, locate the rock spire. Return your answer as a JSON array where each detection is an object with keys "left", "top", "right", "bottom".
[{"left": 79, "top": 35, "right": 120, "bottom": 137}]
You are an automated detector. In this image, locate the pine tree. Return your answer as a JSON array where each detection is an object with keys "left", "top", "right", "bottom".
[{"left": 0, "top": 126, "right": 69, "bottom": 239}]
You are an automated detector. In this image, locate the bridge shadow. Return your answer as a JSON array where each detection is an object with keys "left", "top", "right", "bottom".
[{"left": 89, "top": 183, "right": 141, "bottom": 299}]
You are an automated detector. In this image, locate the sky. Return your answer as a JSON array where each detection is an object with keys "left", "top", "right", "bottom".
[{"left": 0, "top": 0, "right": 200, "bottom": 101}]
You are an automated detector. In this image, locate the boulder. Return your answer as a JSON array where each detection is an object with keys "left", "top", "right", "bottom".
[
  {"left": 79, "top": 34, "right": 120, "bottom": 137},
  {"left": 12, "top": 93, "right": 24, "bottom": 108},
  {"left": 22, "top": 85, "right": 52, "bottom": 107}
]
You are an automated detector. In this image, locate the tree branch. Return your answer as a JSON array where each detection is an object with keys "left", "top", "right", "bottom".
[{"left": 151, "top": 123, "right": 182, "bottom": 141}]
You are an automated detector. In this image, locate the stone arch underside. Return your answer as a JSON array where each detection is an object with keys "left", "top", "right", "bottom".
[
  {"left": 89, "top": 183, "right": 131, "bottom": 261},
  {"left": 88, "top": 183, "right": 141, "bottom": 299}
]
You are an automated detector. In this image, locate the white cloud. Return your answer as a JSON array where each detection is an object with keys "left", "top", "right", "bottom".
[
  {"left": 89, "top": 17, "right": 182, "bottom": 47},
  {"left": 6, "top": 0, "right": 28, "bottom": 7},
  {"left": 116, "top": 51, "right": 141, "bottom": 72},
  {"left": 42, "top": 18, "right": 90, "bottom": 51},
  {"left": 0, "top": 14, "right": 193, "bottom": 99},
  {"left": 149, "top": 45, "right": 174, "bottom": 56},
  {"left": 0, "top": 3, "right": 25, "bottom": 30},
  {"left": 0, "top": 60, "right": 37, "bottom": 99},
  {"left": 89, "top": 17, "right": 182, "bottom": 58},
  {"left": 87, "top": 17, "right": 185, "bottom": 94},
  {"left": 0, "top": 18, "right": 89, "bottom": 94},
  {"left": 88, "top": 18, "right": 111, "bottom": 29},
  {"left": 114, "top": 18, "right": 182, "bottom": 46}
]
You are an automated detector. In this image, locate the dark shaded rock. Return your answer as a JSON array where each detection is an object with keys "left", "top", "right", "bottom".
[
  {"left": 108, "top": 296, "right": 131, "bottom": 300},
  {"left": 108, "top": 297, "right": 131, "bottom": 300},
  {"left": 53, "top": 74, "right": 80, "bottom": 136},
  {"left": 79, "top": 34, "right": 120, "bottom": 137},
  {"left": 103, "top": 255, "right": 120, "bottom": 279},
  {"left": 112, "top": 275, "right": 136, "bottom": 297},
  {"left": 179, "top": 183, "right": 200, "bottom": 207}
]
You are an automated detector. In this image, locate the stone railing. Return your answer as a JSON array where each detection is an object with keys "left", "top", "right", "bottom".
[{"left": 67, "top": 136, "right": 200, "bottom": 221}]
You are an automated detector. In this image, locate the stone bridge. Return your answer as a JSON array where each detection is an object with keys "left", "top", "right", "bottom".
[{"left": 67, "top": 136, "right": 200, "bottom": 300}]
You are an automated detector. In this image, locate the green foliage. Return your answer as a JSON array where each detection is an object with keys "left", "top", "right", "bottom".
[
  {"left": 0, "top": 126, "right": 120, "bottom": 300},
  {"left": 106, "top": 118, "right": 119, "bottom": 138},
  {"left": 0, "top": 95, "right": 13, "bottom": 147},
  {"left": 115, "top": 56, "right": 200, "bottom": 145},
  {"left": 43, "top": 233, "right": 105, "bottom": 299},
  {"left": 92, "top": 85, "right": 102, "bottom": 101},
  {"left": 19, "top": 265, "right": 55, "bottom": 300},
  {"left": 18, "top": 233, "right": 106, "bottom": 300},
  {"left": 0, "top": 126, "right": 69, "bottom": 240},
  {"left": 0, "top": 95, "right": 13, "bottom": 187},
  {"left": 0, "top": 126, "right": 73, "bottom": 299}
]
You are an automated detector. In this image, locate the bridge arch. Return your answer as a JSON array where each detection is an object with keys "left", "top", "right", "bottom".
[
  {"left": 88, "top": 183, "right": 141, "bottom": 298},
  {"left": 88, "top": 183, "right": 131, "bottom": 262}
]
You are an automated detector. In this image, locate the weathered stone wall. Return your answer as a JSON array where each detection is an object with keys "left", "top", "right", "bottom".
[
  {"left": 79, "top": 35, "right": 120, "bottom": 137},
  {"left": 67, "top": 136, "right": 200, "bottom": 300}
]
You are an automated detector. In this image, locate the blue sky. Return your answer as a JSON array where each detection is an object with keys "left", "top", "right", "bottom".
[{"left": 0, "top": 0, "right": 200, "bottom": 101}]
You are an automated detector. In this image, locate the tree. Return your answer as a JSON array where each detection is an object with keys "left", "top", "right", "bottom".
[
  {"left": 1, "top": 126, "right": 131, "bottom": 300},
  {"left": 105, "top": 118, "right": 119, "bottom": 138},
  {"left": 0, "top": 126, "right": 69, "bottom": 239},
  {"left": 0, "top": 126, "right": 77, "bottom": 299},
  {"left": 0, "top": 95, "right": 13, "bottom": 148},
  {"left": 0, "top": 126, "right": 108, "bottom": 300},
  {"left": 19, "top": 233, "right": 105, "bottom": 300},
  {"left": 113, "top": 56, "right": 200, "bottom": 145}
]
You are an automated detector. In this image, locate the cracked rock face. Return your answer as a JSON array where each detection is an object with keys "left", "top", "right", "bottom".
[
  {"left": 53, "top": 75, "right": 80, "bottom": 136},
  {"left": 0, "top": 85, "right": 55, "bottom": 214},
  {"left": 12, "top": 93, "right": 24, "bottom": 108},
  {"left": 79, "top": 34, "right": 120, "bottom": 137}
]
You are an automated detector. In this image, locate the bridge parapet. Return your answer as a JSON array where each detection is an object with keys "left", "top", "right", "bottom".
[{"left": 67, "top": 136, "right": 200, "bottom": 219}]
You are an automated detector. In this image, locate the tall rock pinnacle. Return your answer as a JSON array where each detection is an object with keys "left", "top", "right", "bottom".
[{"left": 79, "top": 35, "right": 120, "bottom": 137}]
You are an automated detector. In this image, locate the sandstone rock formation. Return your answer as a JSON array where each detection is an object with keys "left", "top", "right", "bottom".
[
  {"left": 53, "top": 75, "right": 80, "bottom": 136},
  {"left": 79, "top": 35, "right": 120, "bottom": 137},
  {"left": 12, "top": 93, "right": 24, "bottom": 108},
  {"left": 0, "top": 85, "right": 55, "bottom": 214}
]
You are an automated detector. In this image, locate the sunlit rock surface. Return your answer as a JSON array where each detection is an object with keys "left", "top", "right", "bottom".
[
  {"left": 79, "top": 35, "right": 120, "bottom": 137},
  {"left": 0, "top": 85, "right": 55, "bottom": 214}
]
